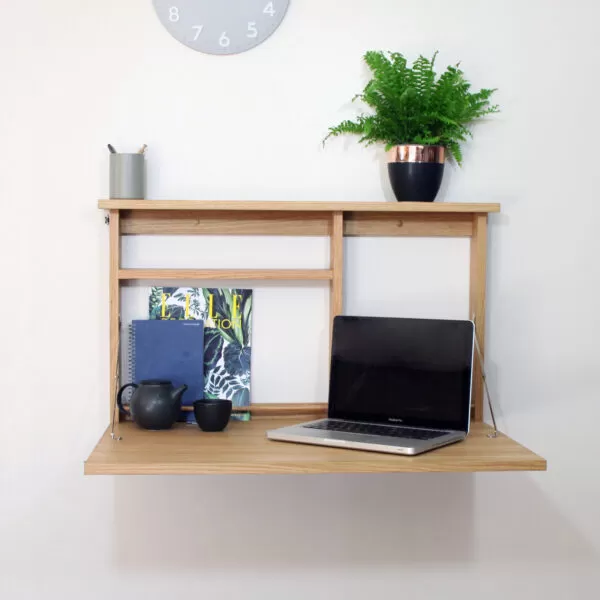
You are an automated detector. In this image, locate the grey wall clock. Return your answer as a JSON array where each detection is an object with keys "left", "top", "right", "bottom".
[{"left": 153, "top": 0, "right": 290, "bottom": 55}]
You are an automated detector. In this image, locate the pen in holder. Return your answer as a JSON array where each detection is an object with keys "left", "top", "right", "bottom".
[{"left": 110, "top": 153, "right": 146, "bottom": 199}]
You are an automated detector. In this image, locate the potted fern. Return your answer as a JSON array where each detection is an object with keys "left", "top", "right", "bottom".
[{"left": 325, "top": 51, "right": 499, "bottom": 202}]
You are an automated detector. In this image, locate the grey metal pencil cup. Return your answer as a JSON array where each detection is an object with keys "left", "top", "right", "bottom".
[{"left": 110, "top": 153, "right": 145, "bottom": 199}]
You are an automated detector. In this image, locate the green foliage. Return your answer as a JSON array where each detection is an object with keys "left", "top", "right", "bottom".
[
  {"left": 325, "top": 51, "right": 499, "bottom": 165},
  {"left": 202, "top": 288, "right": 252, "bottom": 347},
  {"left": 174, "top": 288, "right": 205, "bottom": 320},
  {"left": 149, "top": 287, "right": 164, "bottom": 319},
  {"left": 205, "top": 365, "right": 249, "bottom": 407}
]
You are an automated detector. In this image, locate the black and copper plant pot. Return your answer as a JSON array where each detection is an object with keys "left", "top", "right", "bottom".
[{"left": 387, "top": 145, "right": 445, "bottom": 202}]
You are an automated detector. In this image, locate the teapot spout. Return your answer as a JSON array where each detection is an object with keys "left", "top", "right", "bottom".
[{"left": 171, "top": 384, "right": 188, "bottom": 405}]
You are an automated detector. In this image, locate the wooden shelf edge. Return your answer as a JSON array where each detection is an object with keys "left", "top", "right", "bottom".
[
  {"left": 84, "top": 420, "right": 546, "bottom": 476},
  {"left": 99, "top": 200, "right": 501, "bottom": 214},
  {"left": 119, "top": 403, "right": 329, "bottom": 417},
  {"left": 118, "top": 269, "right": 333, "bottom": 281}
]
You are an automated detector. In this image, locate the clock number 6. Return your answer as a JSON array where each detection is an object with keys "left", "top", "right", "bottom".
[
  {"left": 263, "top": 2, "right": 275, "bottom": 17},
  {"left": 247, "top": 22, "right": 258, "bottom": 39},
  {"left": 219, "top": 32, "right": 231, "bottom": 48},
  {"left": 169, "top": 6, "right": 180, "bottom": 22}
]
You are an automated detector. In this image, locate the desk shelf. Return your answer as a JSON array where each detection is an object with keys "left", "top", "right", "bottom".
[
  {"left": 118, "top": 268, "right": 334, "bottom": 281},
  {"left": 89, "top": 199, "right": 546, "bottom": 475},
  {"left": 98, "top": 199, "right": 500, "bottom": 213},
  {"left": 85, "top": 418, "right": 546, "bottom": 475}
]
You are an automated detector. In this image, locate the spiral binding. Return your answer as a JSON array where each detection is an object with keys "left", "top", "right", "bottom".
[
  {"left": 124, "top": 323, "right": 136, "bottom": 404},
  {"left": 128, "top": 323, "right": 135, "bottom": 382}
]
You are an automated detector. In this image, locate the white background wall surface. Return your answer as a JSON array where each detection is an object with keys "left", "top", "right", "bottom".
[{"left": 1, "top": 1, "right": 599, "bottom": 598}]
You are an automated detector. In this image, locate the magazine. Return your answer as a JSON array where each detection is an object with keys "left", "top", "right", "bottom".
[{"left": 149, "top": 287, "right": 252, "bottom": 421}]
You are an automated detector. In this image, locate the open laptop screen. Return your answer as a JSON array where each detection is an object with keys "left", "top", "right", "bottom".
[{"left": 329, "top": 316, "right": 474, "bottom": 432}]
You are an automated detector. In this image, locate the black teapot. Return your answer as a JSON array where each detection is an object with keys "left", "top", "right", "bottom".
[{"left": 117, "top": 380, "right": 188, "bottom": 430}]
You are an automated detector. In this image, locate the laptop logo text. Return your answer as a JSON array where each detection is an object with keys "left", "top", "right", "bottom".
[{"left": 388, "top": 418, "right": 404, "bottom": 423}]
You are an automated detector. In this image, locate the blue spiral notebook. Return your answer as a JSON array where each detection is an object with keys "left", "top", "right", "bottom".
[{"left": 129, "top": 320, "right": 204, "bottom": 417}]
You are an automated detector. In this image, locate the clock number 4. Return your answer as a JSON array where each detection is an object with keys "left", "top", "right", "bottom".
[
  {"left": 169, "top": 6, "right": 179, "bottom": 22},
  {"left": 263, "top": 2, "right": 275, "bottom": 17}
]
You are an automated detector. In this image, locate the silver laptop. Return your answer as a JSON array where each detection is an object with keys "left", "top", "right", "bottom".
[{"left": 267, "top": 316, "right": 474, "bottom": 456}]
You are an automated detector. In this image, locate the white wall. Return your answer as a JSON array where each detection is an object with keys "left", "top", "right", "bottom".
[{"left": 1, "top": 0, "right": 599, "bottom": 598}]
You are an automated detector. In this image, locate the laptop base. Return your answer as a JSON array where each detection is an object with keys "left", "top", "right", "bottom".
[{"left": 267, "top": 419, "right": 467, "bottom": 456}]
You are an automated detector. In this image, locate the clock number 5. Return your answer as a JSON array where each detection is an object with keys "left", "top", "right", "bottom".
[
  {"left": 169, "top": 6, "right": 180, "bottom": 22},
  {"left": 247, "top": 22, "right": 258, "bottom": 39},
  {"left": 263, "top": 2, "right": 276, "bottom": 17},
  {"left": 219, "top": 32, "right": 231, "bottom": 48}
]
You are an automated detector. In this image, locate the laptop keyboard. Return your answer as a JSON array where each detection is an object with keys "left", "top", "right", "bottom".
[{"left": 303, "top": 420, "right": 447, "bottom": 441}]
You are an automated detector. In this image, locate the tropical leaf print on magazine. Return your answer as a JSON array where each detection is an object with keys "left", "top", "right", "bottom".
[{"left": 149, "top": 287, "right": 252, "bottom": 422}]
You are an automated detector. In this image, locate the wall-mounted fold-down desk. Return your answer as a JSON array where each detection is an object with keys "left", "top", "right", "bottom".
[{"left": 85, "top": 200, "right": 546, "bottom": 475}]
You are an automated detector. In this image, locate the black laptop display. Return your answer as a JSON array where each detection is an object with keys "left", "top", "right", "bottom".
[{"left": 329, "top": 316, "right": 474, "bottom": 432}]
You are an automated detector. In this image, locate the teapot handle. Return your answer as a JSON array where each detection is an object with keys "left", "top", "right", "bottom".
[{"left": 117, "top": 383, "right": 138, "bottom": 415}]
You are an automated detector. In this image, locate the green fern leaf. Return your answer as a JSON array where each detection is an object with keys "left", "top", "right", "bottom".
[{"left": 325, "top": 51, "right": 499, "bottom": 165}]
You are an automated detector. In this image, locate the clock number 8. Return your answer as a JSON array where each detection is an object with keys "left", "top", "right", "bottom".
[{"left": 169, "top": 6, "right": 180, "bottom": 22}]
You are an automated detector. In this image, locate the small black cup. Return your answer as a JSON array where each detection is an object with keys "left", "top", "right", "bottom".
[{"left": 193, "top": 400, "right": 232, "bottom": 432}]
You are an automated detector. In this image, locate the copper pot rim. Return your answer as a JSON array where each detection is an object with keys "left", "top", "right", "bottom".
[{"left": 387, "top": 145, "right": 446, "bottom": 164}]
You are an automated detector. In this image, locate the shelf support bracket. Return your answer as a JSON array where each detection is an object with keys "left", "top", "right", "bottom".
[
  {"left": 111, "top": 318, "right": 122, "bottom": 441},
  {"left": 473, "top": 326, "right": 498, "bottom": 438}
]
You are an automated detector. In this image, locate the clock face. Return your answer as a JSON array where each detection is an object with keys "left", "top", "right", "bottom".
[{"left": 153, "top": 0, "right": 290, "bottom": 55}]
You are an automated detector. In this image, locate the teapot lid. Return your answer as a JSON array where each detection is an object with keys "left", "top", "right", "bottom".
[{"left": 139, "top": 379, "right": 172, "bottom": 386}]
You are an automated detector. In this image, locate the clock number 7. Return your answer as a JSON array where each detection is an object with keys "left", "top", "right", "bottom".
[
  {"left": 192, "top": 25, "right": 204, "bottom": 41},
  {"left": 263, "top": 2, "right": 275, "bottom": 17}
]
